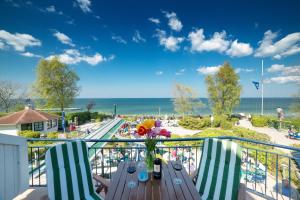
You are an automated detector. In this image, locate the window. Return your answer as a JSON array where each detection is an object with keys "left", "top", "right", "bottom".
[
  {"left": 47, "top": 120, "right": 52, "bottom": 129},
  {"left": 52, "top": 119, "right": 57, "bottom": 127},
  {"left": 21, "top": 123, "right": 32, "bottom": 131},
  {"left": 34, "top": 122, "right": 44, "bottom": 131}
]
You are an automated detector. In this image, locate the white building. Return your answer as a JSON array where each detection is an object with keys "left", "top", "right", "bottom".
[{"left": 0, "top": 106, "right": 59, "bottom": 136}]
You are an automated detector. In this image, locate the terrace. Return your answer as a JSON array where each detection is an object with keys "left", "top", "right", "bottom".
[{"left": 1, "top": 135, "right": 300, "bottom": 200}]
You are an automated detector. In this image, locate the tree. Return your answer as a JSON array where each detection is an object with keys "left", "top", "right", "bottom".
[
  {"left": 33, "top": 58, "right": 80, "bottom": 111},
  {"left": 0, "top": 81, "right": 21, "bottom": 112},
  {"left": 290, "top": 85, "right": 300, "bottom": 117},
  {"left": 205, "top": 62, "right": 242, "bottom": 115},
  {"left": 86, "top": 101, "right": 95, "bottom": 112},
  {"left": 172, "top": 83, "right": 203, "bottom": 117}
]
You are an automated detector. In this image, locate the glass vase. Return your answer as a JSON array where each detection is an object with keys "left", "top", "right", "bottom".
[{"left": 145, "top": 150, "right": 155, "bottom": 172}]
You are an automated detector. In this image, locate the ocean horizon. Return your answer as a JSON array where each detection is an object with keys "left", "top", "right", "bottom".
[{"left": 71, "top": 97, "right": 298, "bottom": 116}]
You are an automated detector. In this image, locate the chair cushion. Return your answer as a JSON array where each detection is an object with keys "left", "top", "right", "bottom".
[
  {"left": 46, "top": 141, "right": 102, "bottom": 200},
  {"left": 196, "top": 138, "right": 242, "bottom": 200}
]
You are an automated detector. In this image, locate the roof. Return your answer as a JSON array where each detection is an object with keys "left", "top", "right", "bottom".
[{"left": 0, "top": 107, "right": 59, "bottom": 125}]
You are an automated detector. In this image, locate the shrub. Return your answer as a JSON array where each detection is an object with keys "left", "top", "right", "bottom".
[
  {"left": 220, "top": 120, "right": 232, "bottom": 129},
  {"left": 251, "top": 115, "right": 270, "bottom": 127},
  {"left": 0, "top": 112, "right": 8, "bottom": 117},
  {"left": 91, "top": 112, "right": 112, "bottom": 121},
  {"left": 47, "top": 132, "right": 59, "bottom": 139},
  {"left": 179, "top": 117, "right": 210, "bottom": 130},
  {"left": 19, "top": 130, "right": 40, "bottom": 138},
  {"left": 210, "top": 115, "right": 233, "bottom": 129},
  {"left": 66, "top": 111, "right": 91, "bottom": 125}
]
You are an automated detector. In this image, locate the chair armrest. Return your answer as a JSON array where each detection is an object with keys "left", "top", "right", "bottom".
[
  {"left": 189, "top": 171, "right": 198, "bottom": 183},
  {"left": 93, "top": 174, "right": 110, "bottom": 188}
]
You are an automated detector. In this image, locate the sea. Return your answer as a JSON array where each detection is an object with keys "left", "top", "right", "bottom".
[{"left": 71, "top": 98, "right": 299, "bottom": 116}]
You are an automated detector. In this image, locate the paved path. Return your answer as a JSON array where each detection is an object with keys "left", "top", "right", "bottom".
[{"left": 238, "top": 119, "right": 300, "bottom": 147}]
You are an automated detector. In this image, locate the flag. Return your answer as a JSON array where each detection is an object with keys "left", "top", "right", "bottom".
[
  {"left": 252, "top": 81, "right": 259, "bottom": 90},
  {"left": 62, "top": 111, "right": 65, "bottom": 132}
]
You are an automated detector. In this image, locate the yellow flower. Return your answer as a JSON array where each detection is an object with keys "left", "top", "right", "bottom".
[{"left": 143, "top": 119, "right": 155, "bottom": 129}]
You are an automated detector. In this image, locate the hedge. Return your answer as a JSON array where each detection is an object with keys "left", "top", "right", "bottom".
[
  {"left": 179, "top": 115, "right": 235, "bottom": 130},
  {"left": 251, "top": 115, "right": 272, "bottom": 127},
  {"left": 19, "top": 131, "right": 40, "bottom": 138},
  {"left": 252, "top": 115, "right": 300, "bottom": 130}
]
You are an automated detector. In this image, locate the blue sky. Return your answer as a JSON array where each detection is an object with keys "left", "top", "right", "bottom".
[{"left": 0, "top": 0, "right": 300, "bottom": 98}]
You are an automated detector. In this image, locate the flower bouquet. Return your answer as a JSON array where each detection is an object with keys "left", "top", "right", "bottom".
[{"left": 135, "top": 119, "right": 171, "bottom": 171}]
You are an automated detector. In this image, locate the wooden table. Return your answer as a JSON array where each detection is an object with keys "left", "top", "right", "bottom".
[{"left": 105, "top": 161, "right": 201, "bottom": 200}]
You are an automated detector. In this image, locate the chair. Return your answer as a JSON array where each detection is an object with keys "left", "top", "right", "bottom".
[
  {"left": 45, "top": 141, "right": 109, "bottom": 200},
  {"left": 194, "top": 138, "right": 242, "bottom": 200}
]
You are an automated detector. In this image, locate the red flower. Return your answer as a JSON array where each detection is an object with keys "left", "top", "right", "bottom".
[{"left": 137, "top": 125, "right": 148, "bottom": 136}]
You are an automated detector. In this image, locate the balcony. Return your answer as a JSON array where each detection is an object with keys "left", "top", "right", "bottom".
[{"left": 2, "top": 136, "right": 300, "bottom": 199}]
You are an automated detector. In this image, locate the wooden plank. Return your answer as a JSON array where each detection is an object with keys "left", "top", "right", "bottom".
[
  {"left": 128, "top": 166, "right": 139, "bottom": 200},
  {"left": 136, "top": 166, "right": 146, "bottom": 200},
  {"left": 137, "top": 180, "right": 146, "bottom": 200},
  {"left": 162, "top": 163, "right": 177, "bottom": 200},
  {"left": 120, "top": 171, "right": 131, "bottom": 200},
  {"left": 160, "top": 170, "right": 170, "bottom": 200},
  {"left": 178, "top": 162, "right": 202, "bottom": 200},
  {"left": 152, "top": 176, "right": 160, "bottom": 200},
  {"left": 170, "top": 161, "right": 197, "bottom": 200},
  {"left": 106, "top": 162, "right": 126, "bottom": 200},
  {"left": 112, "top": 162, "right": 130, "bottom": 200},
  {"left": 145, "top": 173, "right": 153, "bottom": 200},
  {"left": 167, "top": 162, "right": 186, "bottom": 200}
]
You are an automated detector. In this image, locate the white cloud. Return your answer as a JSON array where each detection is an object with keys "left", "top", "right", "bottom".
[
  {"left": 46, "top": 49, "right": 112, "bottom": 66},
  {"left": 53, "top": 31, "right": 75, "bottom": 47},
  {"left": 226, "top": 40, "right": 253, "bottom": 57},
  {"left": 267, "top": 64, "right": 300, "bottom": 75},
  {"left": 0, "top": 41, "right": 5, "bottom": 49},
  {"left": 107, "top": 54, "right": 115, "bottom": 61},
  {"left": 20, "top": 51, "right": 41, "bottom": 58},
  {"left": 197, "top": 65, "right": 221, "bottom": 75},
  {"left": 188, "top": 29, "right": 230, "bottom": 53},
  {"left": 155, "top": 29, "right": 184, "bottom": 52},
  {"left": 46, "top": 5, "right": 56, "bottom": 12},
  {"left": 91, "top": 36, "right": 98, "bottom": 41},
  {"left": 255, "top": 30, "right": 300, "bottom": 59},
  {"left": 156, "top": 71, "right": 163, "bottom": 75},
  {"left": 175, "top": 68, "right": 186, "bottom": 75},
  {"left": 0, "top": 29, "right": 41, "bottom": 51},
  {"left": 266, "top": 64, "right": 300, "bottom": 84},
  {"left": 75, "top": 0, "right": 92, "bottom": 13},
  {"left": 112, "top": 35, "right": 127, "bottom": 44},
  {"left": 132, "top": 30, "right": 146, "bottom": 43},
  {"left": 148, "top": 17, "right": 160, "bottom": 24},
  {"left": 163, "top": 11, "right": 183, "bottom": 32},
  {"left": 265, "top": 76, "right": 300, "bottom": 84},
  {"left": 235, "top": 68, "right": 253, "bottom": 73}
]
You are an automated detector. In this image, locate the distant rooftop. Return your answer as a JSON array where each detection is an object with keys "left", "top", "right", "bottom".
[{"left": 0, "top": 106, "right": 59, "bottom": 125}]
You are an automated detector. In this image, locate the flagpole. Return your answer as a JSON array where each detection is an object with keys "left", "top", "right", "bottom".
[{"left": 261, "top": 60, "right": 264, "bottom": 115}]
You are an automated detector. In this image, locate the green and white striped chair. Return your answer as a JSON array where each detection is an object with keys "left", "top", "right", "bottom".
[
  {"left": 45, "top": 141, "right": 107, "bottom": 200},
  {"left": 195, "top": 138, "right": 242, "bottom": 200}
]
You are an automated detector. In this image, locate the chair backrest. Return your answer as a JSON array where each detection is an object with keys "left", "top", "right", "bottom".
[
  {"left": 196, "top": 138, "right": 242, "bottom": 200},
  {"left": 45, "top": 141, "right": 101, "bottom": 200}
]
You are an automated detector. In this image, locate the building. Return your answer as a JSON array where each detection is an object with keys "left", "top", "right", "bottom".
[{"left": 0, "top": 106, "right": 59, "bottom": 136}]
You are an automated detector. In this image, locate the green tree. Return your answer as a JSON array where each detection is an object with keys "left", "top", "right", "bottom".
[
  {"left": 290, "top": 85, "right": 300, "bottom": 117},
  {"left": 33, "top": 58, "right": 80, "bottom": 111},
  {"left": 205, "top": 62, "right": 242, "bottom": 115},
  {"left": 172, "top": 83, "right": 203, "bottom": 117}
]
